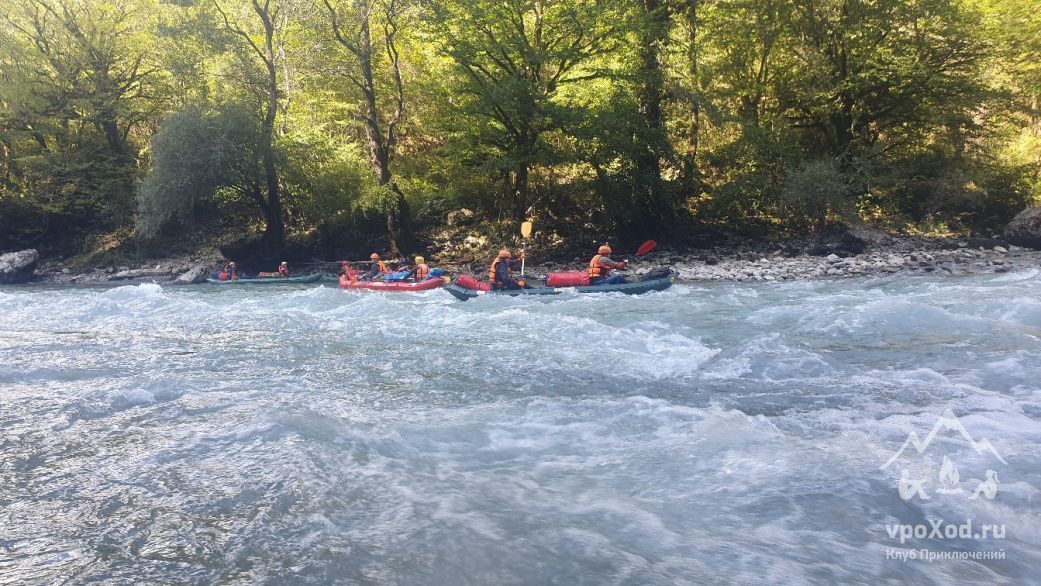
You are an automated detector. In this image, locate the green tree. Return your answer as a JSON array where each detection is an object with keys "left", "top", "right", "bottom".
[
  {"left": 137, "top": 104, "right": 264, "bottom": 237},
  {"left": 784, "top": 0, "right": 984, "bottom": 161},
  {"left": 427, "top": 0, "right": 624, "bottom": 221},
  {"left": 319, "top": 0, "right": 416, "bottom": 255},
  {"left": 211, "top": 0, "right": 291, "bottom": 250}
]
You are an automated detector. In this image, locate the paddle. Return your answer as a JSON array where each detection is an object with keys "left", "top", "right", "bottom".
[
  {"left": 635, "top": 240, "right": 657, "bottom": 258},
  {"left": 616, "top": 240, "right": 658, "bottom": 269},
  {"left": 520, "top": 221, "right": 532, "bottom": 275}
]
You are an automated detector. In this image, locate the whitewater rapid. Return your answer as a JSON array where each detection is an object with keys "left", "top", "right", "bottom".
[{"left": 1, "top": 273, "right": 1040, "bottom": 583}]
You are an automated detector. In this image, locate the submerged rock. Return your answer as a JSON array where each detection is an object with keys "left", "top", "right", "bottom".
[
  {"left": 110, "top": 267, "right": 171, "bottom": 280},
  {"left": 0, "top": 249, "right": 39, "bottom": 284}
]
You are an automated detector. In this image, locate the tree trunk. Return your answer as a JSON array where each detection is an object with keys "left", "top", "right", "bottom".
[
  {"left": 683, "top": 0, "right": 700, "bottom": 184},
  {"left": 0, "top": 139, "right": 10, "bottom": 186},
  {"left": 1032, "top": 94, "right": 1041, "bottom": 183},
  {"left": 512, "top": 163, "right": 529, "bottom": 223},
  {"left": 343, "top": 0, "right": 414, "bottom": 256},
  {"left": 632, "top": 0, "right": 672, "bottom": 233},
  {"left": 385, "top": 183, "right": 415, "bottom": 256},
  {"left": 261, "top": 15, "right": 284, "bottom": 250},
  {"left": 101, "top": 116, "right": 125, "bottom": 156}
]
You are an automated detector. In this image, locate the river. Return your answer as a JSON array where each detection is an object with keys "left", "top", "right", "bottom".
[{"left": 1, "top": 273, "right": 1040, "bottom": 584}]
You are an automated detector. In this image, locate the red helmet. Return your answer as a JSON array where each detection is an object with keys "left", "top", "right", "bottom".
[
  {"left": 598, "top": 245, "right": 612, "bottom": 255},
  {"left": 370, "top": 253, "right": 380, "bottom": 260},
  {"left": 498, "top": 249, "right": 512, "bottom": 258}
]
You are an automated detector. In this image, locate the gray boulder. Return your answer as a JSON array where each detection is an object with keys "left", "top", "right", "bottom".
[
  {"left": 176, "top": 266, "right": 209, "bottom": 284},
  {"left": 1004, "top": 207, "right": 1041, "bottom": 250},
  {"left": 0, "top": 249, "right": 39, "bottom": 284},
  {"left": 847, "top": 226, "right": 894, "bottom": 246}
]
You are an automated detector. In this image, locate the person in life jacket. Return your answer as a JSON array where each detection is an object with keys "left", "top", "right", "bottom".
[
  {"left": 278, "top": 261, "right": 289, "bottom": 277},
  {"left": 360, "top": 253, "right": 388, "bottom": 280},
  {"left": 489, "top": 248, "right": 526, "bottom": 290},
  {"left": 222, "top": 261, "right": 239, "bottom": 281},
  {"left": 588, "top": 245, "right": 627, "bottom": 285},
  {"left": 410, "top": 256, "right": 430, "bottom": 281}
]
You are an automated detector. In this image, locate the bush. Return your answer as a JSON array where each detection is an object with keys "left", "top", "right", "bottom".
[
  {"left": 778, "top": 159, "right": 858, "bottom": 233},
  {"left": 137, "top": 104, "right": 263, "bottom": 238}
]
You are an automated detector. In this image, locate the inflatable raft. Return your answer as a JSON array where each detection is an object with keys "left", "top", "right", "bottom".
[
  {"left": 206, "top": 273, "right": 323, "bottom": 285},
  {"left": 339, "top": 271, "right": 448, "bottom": 292},
  {"left": 445, "top": 270, "right": 677, "bottom": 301}
]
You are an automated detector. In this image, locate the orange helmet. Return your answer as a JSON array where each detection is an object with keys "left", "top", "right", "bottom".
[
  {"left": 598, "top": 245, "right": 612, "bottom": 255},
  {"left": 498, "top": 249, "right": 512, "bottom": 259},
  {"left": 370, "top": 253, "right": 380, "bottom": 260}
]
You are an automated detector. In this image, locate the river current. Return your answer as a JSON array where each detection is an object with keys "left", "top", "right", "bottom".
[{"left": 1, "top": 272, "right": 1040, "bottom": 584}]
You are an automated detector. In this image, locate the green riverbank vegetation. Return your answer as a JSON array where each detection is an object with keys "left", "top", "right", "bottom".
[{"left": 1, "top": 0, "right": 1039, "bottom": 261}]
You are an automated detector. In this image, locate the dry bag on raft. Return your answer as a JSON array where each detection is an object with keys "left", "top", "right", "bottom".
[
  {"left": 545, "top": 272, "right": 590, "bottom": 287},
  {"left": 454, "top": 275, "right": 491, "bottom": 291}
]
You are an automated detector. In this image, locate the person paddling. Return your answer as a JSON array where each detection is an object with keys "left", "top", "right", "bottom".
[
  {"left": 410, "top": 256, "right": 430, "bottom": 281},
  {"left": 222, "top": 261, "right": 239, "bottom": 281},
  {"left": 278, "top": 261, "right": 289, "bottom": 277},
  {"left": 489, "top": 248, "right": 526, "bottom": 290},
  {"left": 588, "top": 245, "right": 627, "bottom": 285},
  {"left": 360, "top": 253, "right": 388, "bottom": 281}
]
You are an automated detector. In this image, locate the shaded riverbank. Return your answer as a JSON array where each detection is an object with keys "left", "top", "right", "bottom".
[{"left": 23, "top": 235, "right": 1038, "bottom": 286}]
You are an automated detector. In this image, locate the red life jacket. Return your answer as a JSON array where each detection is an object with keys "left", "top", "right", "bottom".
[{"left": 415, "top": 263, "right": 430, "bottom": 279}]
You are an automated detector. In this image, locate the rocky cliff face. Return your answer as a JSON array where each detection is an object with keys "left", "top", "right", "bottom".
[{"left": 0, "top": 249, "right": 39, "bottom": 284}]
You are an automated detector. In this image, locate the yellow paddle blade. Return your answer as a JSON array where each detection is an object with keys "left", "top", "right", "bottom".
[{"left": 520, "top": 221, "right": 533, "bottom": 238}]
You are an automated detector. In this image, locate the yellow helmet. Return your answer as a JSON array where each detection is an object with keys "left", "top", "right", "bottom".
[{"left": 415, "top": 256, "right": 425, "bottom": 264}]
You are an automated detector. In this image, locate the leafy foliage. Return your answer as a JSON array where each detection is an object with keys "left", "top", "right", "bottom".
[{"left": 2, "top": 0, "right": 1040, "bottom": 258}]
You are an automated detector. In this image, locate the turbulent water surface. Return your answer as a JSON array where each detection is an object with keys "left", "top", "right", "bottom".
[{"left": 2, "top": 273, "right": 1041, "bottom": 584}]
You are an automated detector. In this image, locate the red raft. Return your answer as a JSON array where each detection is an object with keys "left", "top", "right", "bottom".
[{"left": 339, "top": 270, "right": 447, "bottom": 292}]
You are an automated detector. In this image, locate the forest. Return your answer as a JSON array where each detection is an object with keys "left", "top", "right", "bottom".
[{"left": 0, "top": 0, "right": 1039, "bottom": 262}]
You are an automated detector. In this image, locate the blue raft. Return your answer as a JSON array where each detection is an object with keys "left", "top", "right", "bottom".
[{"left": 445, "top": 271, "right": 678, "bottom": 301}]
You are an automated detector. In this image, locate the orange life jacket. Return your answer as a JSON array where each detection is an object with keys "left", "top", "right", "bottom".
[
  {"left": 376, "top": 260, "right": 388, "bottom": 274},
  {"left": 415, "top": 263, "right": 430, "bottom": 280},
  {"left": 588, "top": 255, "right": 608, "bottom": 279},
  {"left": 489, "top": 258, "right": 510, "bottom": 284}
]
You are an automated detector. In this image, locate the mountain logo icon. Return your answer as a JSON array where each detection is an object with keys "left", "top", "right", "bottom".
[{"left": 880, "top": 408, "right": 1006, "bottom": 471}]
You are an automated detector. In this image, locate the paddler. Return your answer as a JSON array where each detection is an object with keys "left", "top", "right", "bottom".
[
  {"left": 489, "top": 248, "right": 526, "bottom": 290},
  {"left": 588, "top": 245, "right": 627, "bottom": 285},
  {"left": 360, "top": 253, "right": 388, "bottom": 281},
  {"left": 278, "top": 261, "right": 289, "bottom": 277},
  {"left": 409, "top": 256, "right": 431, "bottom": 281},
  {"left": 222, "top": 261, "right": 239, "bottom": 281}
]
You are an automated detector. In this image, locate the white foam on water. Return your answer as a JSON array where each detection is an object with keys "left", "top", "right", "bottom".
[{"left": 2, "top": 274, "right": 1040, "bottom": 583}]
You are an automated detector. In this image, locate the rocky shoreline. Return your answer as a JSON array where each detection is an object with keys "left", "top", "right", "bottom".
[
  {"left": 662, "top": 239, "right": 1036, "bottom": 282},
  {"left": 7, "top": 234, "right": 1039, "bottom": 287}
]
